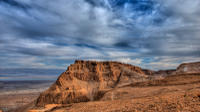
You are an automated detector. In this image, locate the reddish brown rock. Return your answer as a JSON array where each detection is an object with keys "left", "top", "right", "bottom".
[
  {"left": 36, "top": 60, "right": 153, "bottom": 106},
  {"left": 35, "top": 60, "right": 200, "bottom": 107}
]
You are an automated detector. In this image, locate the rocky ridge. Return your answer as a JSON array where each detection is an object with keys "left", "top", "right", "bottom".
[
  {"left": 176, "top": 62, "right": 200, "bottom": 74},
  {"left": 35, "top": 60, "right": 200, "bottom": 107}
]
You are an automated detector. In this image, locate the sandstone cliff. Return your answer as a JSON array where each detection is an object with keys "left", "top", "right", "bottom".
[{"left": 36, "top": 60, "right": 154, "bottom": 106}]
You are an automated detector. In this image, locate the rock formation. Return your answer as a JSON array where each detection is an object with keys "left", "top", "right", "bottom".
[
  {"left": 176, "top": 62, "right": 200, "bottom": 74},
  {"left": 35, "top": 60, "right": 200, "bottom": 107},
  {"left": 36, "top": 60, "right": 154, "bottom": 106}
]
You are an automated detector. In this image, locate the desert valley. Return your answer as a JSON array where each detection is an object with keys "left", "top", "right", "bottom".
[{"left": 1, "top": 60, "right": 200, "bottom": 112}]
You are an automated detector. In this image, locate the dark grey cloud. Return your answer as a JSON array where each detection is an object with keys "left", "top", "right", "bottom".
[{"left": 0, "top": 0, "right": 31, "bottom": 10}]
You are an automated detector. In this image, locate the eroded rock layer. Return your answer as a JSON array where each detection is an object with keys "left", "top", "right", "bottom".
[
  {"left": 36, "top": 60, "right": 200, "bottom": 107},
  {"left": 36, "top": 60, "right": 154, "bottom": 106}
]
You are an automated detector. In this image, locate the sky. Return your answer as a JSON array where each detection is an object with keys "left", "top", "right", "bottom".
[{"left": 0, "top": 0, "right": 200, "bottom": 79}]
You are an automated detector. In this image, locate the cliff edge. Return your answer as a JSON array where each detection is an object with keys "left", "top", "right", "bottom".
[
  {"left": 36, "top": 60, "right": 154, "bottom": 106},
  {"left": 35, "top": 60, "right": 200, "bottom": 107}
]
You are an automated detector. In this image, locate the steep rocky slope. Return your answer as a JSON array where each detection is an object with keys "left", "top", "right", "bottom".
[
  {"left": 36, "top": 60, "right": 154, "bottom": 106},
  {"left": 35, "top": 60, "right": 200, "bottom": 108}
]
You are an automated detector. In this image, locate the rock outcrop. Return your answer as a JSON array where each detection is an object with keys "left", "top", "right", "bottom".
[
  {"left": 35, "top": 60, "right": 200, "bottom": 107},
  {"left": 176, "top": 62, "right": 200, "bottom": 74},
  {"left": 36, "top": 60, "right": 154, "bottom": 106}
]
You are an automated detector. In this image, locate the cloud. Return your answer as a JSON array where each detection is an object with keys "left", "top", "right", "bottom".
[
  {"left": 116, "top": 58, "right": 142, "bottom": 65},
  {"left": 0, "top": 0, "right": 200, "bottom": 71}
]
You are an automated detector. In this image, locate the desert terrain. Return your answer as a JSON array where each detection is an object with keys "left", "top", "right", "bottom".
[
  {"left": 25, "top": 73, "right": 200, "bottom": 112},
  {"left": 1, "top": 60, "right": 200, "bottom": 112},
  {"left": 0, "top": 81, "right": 53, "bottom": 112}
]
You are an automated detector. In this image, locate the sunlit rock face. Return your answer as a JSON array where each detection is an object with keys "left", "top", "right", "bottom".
[
  {"left": 35, "top": 60, "right": 200, "bottom": 107},
  {"left": 36, "top": 60, "right": 153, "bottom": 106}
]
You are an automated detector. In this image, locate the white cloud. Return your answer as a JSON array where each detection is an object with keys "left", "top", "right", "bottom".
[{"left": 116, "top": 58, "right": 142, "bottom": 65}]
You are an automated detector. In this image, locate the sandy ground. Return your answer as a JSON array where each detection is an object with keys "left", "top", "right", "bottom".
[{"left": 0, "top": 92, "right": 40, "bottom": 111}]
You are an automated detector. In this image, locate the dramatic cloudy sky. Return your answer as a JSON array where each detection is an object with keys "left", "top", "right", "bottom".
[{"left": 0, "top": 0, "right": 200, "bottom": 76}]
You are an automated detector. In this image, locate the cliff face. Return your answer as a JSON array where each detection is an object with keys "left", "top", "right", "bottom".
[
  {"left": 36, "top": 60, "right": 200, "bottom": 107},
  {"left": 176, "top": 62, "right": 200, "bottom": 74},
  {"left": 36, "top": 60, "right": 153, "bottom": 106}
]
